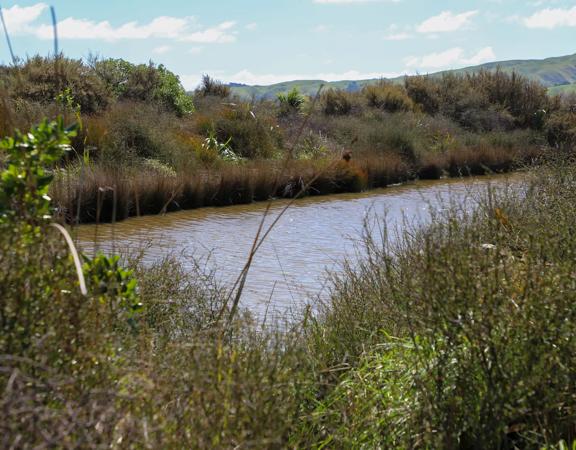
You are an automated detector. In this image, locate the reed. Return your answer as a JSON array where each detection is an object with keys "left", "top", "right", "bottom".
[{"left": 52, "top": 143, "right": 539, "bottom": 224}]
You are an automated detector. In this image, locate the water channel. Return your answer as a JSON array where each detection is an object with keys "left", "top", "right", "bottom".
[{"left": 76, "top": 174, "right": 519, "bottom": 319}]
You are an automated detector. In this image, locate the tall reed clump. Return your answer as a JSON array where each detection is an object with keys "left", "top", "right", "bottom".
[{"left": 299, "top": 159, "right": 576, "bottom": 449}]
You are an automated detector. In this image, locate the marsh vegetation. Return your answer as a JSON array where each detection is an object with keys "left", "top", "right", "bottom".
[
  {"left": 2, "top": 56, "right": 575, "bottom": 223},
  {"left": 2, "top": 47, "right": 576, "bottom": 448},
  {"left": 1, "top": 114, "right": 576, "bottom": 448}
]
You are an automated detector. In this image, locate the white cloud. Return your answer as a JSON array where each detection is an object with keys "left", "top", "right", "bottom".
[
  {"left": 417, "top": 10, "right": 478, "bottom": 33},
  {"left": 152, "top": 45, "right": 171, "bottom": 54},
  {"left": 180, "top": 21, "right": 237, "bottom": 43},
  {"left": 405, "top": 46, "right": 495, "bottom": 70},
  {"left": 245, "top": 22, "right": 257, "bottom": 31},
  {"left": 4, "top": 4, "right": 238, "bottom": 44},
  {"left": 463, "top": 46, "right": 495, "bottom": 65},
  {"left": 523, "top": 6, "right": 576, "bottom": 28},
  {"left": 35, "top": 16, "right": 189, "bottom": 40},
  {"left": 382, "top": 24, "right": 412, "bottom": 40},
  {"left": 405, "top": 48, "right": 464, "bottom": 69},
  {"left": 1, "top": 3, "right": 47, "bottom": 32}
]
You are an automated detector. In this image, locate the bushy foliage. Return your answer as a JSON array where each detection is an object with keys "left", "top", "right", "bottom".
[
  {"left": 363, "top": 80, "right": 414, "bottom": 113},
  {"left": 92, "top": 58, "right": 194, "bottom": 115},
  {"left": 1, "top": 56, "right": 193, "bottom": 117},
  {"left": 301, "top": 163, "right": 576, "bottom": 448},
  {"left": 405, "top": 75, "right": 440, "bottom": 114},
  {"left": 546, "top": 110, "right": 576, "bottom": 148},
  {"left": 0, "top": 118, "right": 74, "bottom": 225},
  {"left": 322, "top": 88, "right": 354, "bottom": 115},
  {"left": 277, "top": 87, "right": 306, "bottom": 115},
  {"left": 212, "top": 106, "right": 282, "bottom": 158},
  {"left": 0, "top": 56, "right": 111, "bottom": 113}
]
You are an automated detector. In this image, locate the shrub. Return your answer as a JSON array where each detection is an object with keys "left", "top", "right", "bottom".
[
  {"left": 470, "top": 69, "right": 549, "bottom": 129},
  {"left": 1, "top": 56, "right": 111, "bottom": 114},
  {"left": 363, "top": 81, "right": 413, "bottom": 113},
  {"left": 383, "top": 128, "right": 418, "bottom": 163},
  {"left": 405, "top": 75, "right": 440, "bottom": 114},
  {"left": 213, "top": 106, "right": 282, "bottom": 158},
  {"left": 546, "top": 111, "right": 576, "bottom": 148},
  {"left": 81, "top": 103, "right": 192, "bottom": 164},
  {"left": 89, "top": 58, "right": 194, "bottom": 115},
  {"left": 278, "top": 87, "right": 306, "bottom": 115},
  {"left": 322, "top": 89, "right": 354, "bottom": 116}
]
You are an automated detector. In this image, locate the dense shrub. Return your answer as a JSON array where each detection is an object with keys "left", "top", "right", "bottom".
[
  {"left": 277, "top": 87, "right": 306, "bottom": 115},
  {"left": 546, "top": 111, "right": 576, "bottom": 148},
  {"left": 405, "top": 75, "right": 440, "bottom": 114},
  {"left": 92, "top": 58, "right": 194, "bottom": 115},
  {"left": 0, "top": 56, "right": 193, "bottom": 117},
  {"left": 322, "top": 89, "right": 354, "bottom": 116},
  {"left": 80, "top": 103, "right": 186, "bottom": 163},
  {"left": 363, "top": 81, "right": 414, "bottom": 113},
  {"left": 213, "top": 106, "right": 282, "bottom": 158},
  {"left": 0, "top": 56, "right": 111, "bottom": 113}
]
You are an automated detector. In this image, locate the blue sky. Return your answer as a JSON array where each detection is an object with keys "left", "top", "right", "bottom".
[{"left": 1, "top": 0, "right": 575, "bottom": 88}]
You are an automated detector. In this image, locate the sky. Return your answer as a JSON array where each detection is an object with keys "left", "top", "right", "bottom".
[{"left": 0, "top": 0, "right": 575, "bottom": 89}]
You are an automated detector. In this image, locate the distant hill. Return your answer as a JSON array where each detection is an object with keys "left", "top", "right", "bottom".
[
  {"left": 548, "top": 83, "right": 576, "bottom": 96},
  {"left": 229, "top": 53, "right": 576, "bottom": 99}
]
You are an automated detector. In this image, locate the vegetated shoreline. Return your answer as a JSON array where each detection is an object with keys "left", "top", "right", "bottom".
[
  {"left": 52, "top": 146, "right": 542, "bottom": 224},
  {"left": 3, "top": 56, "right": 575, "bottom": 225},
  {"left": 4, "top": 114, "right": 576, "bottom": 447}
]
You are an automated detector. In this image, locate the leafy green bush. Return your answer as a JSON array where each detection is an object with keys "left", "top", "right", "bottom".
[
  {"left": 278, "top": 87, "right": 306, "bottom": 115},
  {"left": 0, "top": 118, "right": 74, "bottom": 225},
  {"left": 93, "top": 58, "right": 194, "bottom": 116}
]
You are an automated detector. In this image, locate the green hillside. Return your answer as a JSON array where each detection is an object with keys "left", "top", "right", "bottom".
[
  {"left": 229, "top": 53, "right": 576, "bottom": 99},
  {"left": 548, "top": 82, "right": 576, "bottom": 96}
]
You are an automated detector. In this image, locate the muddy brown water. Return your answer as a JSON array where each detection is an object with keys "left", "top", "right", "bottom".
[{"left": 76, "top": 174, "right": 521, "bottom": 319}]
